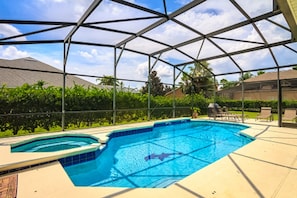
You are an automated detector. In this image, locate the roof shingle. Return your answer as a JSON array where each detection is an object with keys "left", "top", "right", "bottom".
[
  {"left": 244, "top": 70, "right": 297, "bottom": 83},
  {"left": 0, "top": 57, "right": 96, "bottom": 88}
]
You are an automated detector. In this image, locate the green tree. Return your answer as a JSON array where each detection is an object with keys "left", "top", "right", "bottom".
[
  {"left": 164, "top": 85, "right": 172, "bottom": 94},
  {"left": 179, "top": 61, "right": 214, "bottom": 96},
  {"left": 239, "top": 72, "right": 253, "bottom": 81},
  {"left": 35, "top": 80, "right": 47, "bottom": 89},
  {"left": 257, "top": 70, "right": 265, "bottom": 76},
  {"left": 97, "top": 75, "right": 120, "bottom": 86},
  {"left": 292, "top": 65, "right": 297, "bottom": 70},
  {"left": 141, "top": 71, "right": 166, "bottom": 96},
  {"left": 220, "top": 79, "right": 238, "bottom": 90}
]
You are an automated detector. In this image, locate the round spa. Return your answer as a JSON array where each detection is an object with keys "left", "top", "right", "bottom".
[{"left": 11, "top": 134, "right": 99, "bottom": 152}]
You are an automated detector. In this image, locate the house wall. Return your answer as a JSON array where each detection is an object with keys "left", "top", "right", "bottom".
[{"left": 224, "top": 88, "right": 297, "bottom": 101}]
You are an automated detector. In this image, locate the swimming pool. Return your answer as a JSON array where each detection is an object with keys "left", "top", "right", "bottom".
[
  {"left": 62, "top": 120, "right": 253, "bottom": 188},
  {"left": 11, "top": 135, "right": 99, "bottom": 152}
]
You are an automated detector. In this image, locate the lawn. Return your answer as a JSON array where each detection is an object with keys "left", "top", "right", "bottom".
[{"left": 230, "top": 110, "right": 279, "bottom": 120}]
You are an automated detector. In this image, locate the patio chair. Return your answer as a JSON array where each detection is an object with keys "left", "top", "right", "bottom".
[
  {"left": 208, "top": 104, "right": 239, "bottom": 121},
  {"left": 207, "top": 104, "right": 226, "bottom": 119},
  {"left": 212, "top": 106, "right": 237, "bottom": 120},
  {"left": 256, "top": 107, "right": 273, "bottom": 122},
  {"left": 282, "top": 108, "right": 297, "bottom": 123},
  {"left": 216, "top": 107, "right": 228, "bottom": 118},
  {"left": 222, "top": 106, "right": 242, "bottom": 121}
]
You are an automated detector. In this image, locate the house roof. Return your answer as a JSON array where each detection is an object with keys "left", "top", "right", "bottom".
[
  {"left": 164, "top": 87, "right": 183, "bottom": 96},
  {"left": 218, "top": 69, "right": 297, "bottom": 92},
  {"left": 244, "top": 69, "right": 297, "bottom": 83},
  {"left": 0, "top": 57, "right": 96, "bottom": 88}
]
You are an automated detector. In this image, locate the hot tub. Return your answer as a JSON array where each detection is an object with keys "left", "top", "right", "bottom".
[{"left": 11, "top": 134, "right": 99, "bottom": 152}]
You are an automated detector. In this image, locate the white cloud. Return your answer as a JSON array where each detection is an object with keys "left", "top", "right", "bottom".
[
  {"left": 53, "top": 0, "right": 65, "bottom": 3},
  {"left": 176, "top": 0, "right": 245, "bottom": 34},
  {"left": 75, "top": 47, "right": 114, "bottom": 64},
  {"left": 53, "top": 59, "right": 62, "bottom": 66},
  {"left": 35, "top": 0, "right": 91, "bottom": 21},
  {"left": 0, "top": 46, "right": 29, "bottom": 59},
  {"left": 155, "top": 64, "right": 173, "bottom": 78},
  {"left": 79, "top": 51, "right": 93, "bottom": 59},
  {"left": 144, "top": 21, "right": 198, "bottom": 45},
  {"left": 136, "top": 62, "right": 148, "bottom": 78},
  {"left": 87, "top": 0, "right": 151, "bottom": 22},
  {"left": 136, "top": 61, "right": 173, "bottom": 80},
  {"left": 0, "top": 24, "right": 27, "bottom": 41},
  {"left": 235, "top": 0, "right": 272, "bottom": 18},
  {"left": 175, "top": 0, "right": 192, "bottom": 5},
  {"left": 233, "top": 49, "right": 274, "bottom": 70},
  {"left": 255, "top": 20, "right": 291, "bottom": 43}
]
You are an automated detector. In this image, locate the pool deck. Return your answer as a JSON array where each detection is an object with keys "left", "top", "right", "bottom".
[{"left": 0, "top": 118, "right": 296, "bottom": 198}]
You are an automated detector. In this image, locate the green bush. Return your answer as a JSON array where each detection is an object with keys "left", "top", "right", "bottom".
[{"left": 1, "top": 83, "right": 297, "bottom": 136}]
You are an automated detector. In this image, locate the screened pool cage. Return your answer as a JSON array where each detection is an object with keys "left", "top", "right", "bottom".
[{"left": 1, "top": 0, "right": 297, "bottom": 129}]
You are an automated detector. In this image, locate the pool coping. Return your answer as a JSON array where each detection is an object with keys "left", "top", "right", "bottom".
[{"left": 1, "top": 118, "right": 297, "bottom": 197}]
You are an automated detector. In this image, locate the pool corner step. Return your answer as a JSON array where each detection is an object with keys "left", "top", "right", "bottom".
[{"left": 151, "top": 178, "right": 180, "bottom": 188}]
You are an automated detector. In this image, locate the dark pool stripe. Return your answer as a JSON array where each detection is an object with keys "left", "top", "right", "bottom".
[
  {"left": 154, "top": 119, "right": 190, "bottom": 127},
  {"left": 109, "top": 119, "right": 191, "bottom": 138},
  {"left": 109, "top": 127, "right": 153, "bottom": 138},
  {"left": 59, "top": 149, "right": 103, "bottom": 167}
]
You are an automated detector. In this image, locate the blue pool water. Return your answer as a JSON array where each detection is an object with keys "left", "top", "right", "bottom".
[
  {"left": 63, "top": 120, "right": 253, "bottom": 188},
  {"left": 11, "top": 135, "right": 98, "bottom": 152}
]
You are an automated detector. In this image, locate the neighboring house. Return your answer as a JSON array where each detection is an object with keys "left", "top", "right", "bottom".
[
  {"left": 217, "top": 70, "right": 297, "bottom": 100},
  {"left": 0, "top": 57, "right": 97, "bottom": 88},
  {"left": 165, "top": 87, "right": 185, "bottom": 98}
]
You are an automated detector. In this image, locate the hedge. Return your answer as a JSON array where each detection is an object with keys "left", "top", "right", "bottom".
[{"left": 1, "top": 83, "right": 297, "bottom": 135}]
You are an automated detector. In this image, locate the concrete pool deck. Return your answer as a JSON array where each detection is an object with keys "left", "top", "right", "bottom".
[{"left": 0, "top": 118, "right": 296, "bottom": 198}]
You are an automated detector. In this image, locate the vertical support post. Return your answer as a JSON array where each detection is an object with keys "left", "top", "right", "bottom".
[
  {"left": 113, "top": 47, "right": 117, "bottom": 125},
  {"left": 112, "top": 44, "right": 126, "bottom": 125},
  {"left": 62, "top": 44, "right": 66, "bottom": 131},
  {"left": 62, "top": 39, "right": 71, "bottom": 131},
  {"left": 273, "top": 0, "right": 279, "bottom": 11},
  {"left": 148, "top": 56, "right": 151, "bottom": 121},
  {"left": 172, "top": 67, "right": 176, "bottom": 118},
  {"left": 213, "top": 76, "right": 217, "bottom": 120},
  {"left": 277, "top": 67, "right": 282, "bottom": 127},
  {"left": 241, "top": 72, "right": 245, "bottom": 123},
  {"left": 213, "top": 76, "right": 216, "bottom": 101}
]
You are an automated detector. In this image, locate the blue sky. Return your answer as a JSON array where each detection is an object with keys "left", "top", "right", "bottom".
[{"left": 0, "top": 0, "right": 297, "bottom": 88}]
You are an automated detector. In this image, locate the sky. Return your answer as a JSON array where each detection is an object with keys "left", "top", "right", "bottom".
[{"left": 0, "top": 0, "right": 297, "bottom": 89}]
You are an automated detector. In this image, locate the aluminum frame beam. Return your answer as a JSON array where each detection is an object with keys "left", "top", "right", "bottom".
[
  {"left": 64, "top": 0, "right": 103, "bottom": 43},
  {"left": 114, "top": 0, "right": 206, "bottom": 48},
  {"left": 150, "top": 10, "right": 282, "bottom": 56}
]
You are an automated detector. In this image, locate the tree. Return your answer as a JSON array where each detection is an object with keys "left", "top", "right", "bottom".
[
  {"left": 220, "top": 79, "right": 238, "bottom": 90},
  {"left": 239, "top": 72, "right": 253, "bottom": 81},
  {"left": 293, "top": 65, "right": 297, "bottom": 70},
  {"left": 257, "top": 70, "right": 265, "bottom": 76},
  {"left": 164, "top": 85, "right": 172, "bottom": 94},
  {"left": 179, "top": 61, "right": 214, "bottom": 96},
  {"left": 97, "top": 75, "right": 120, "bottom": 86},
  {"left": 141, "top": 71, "right": 167, "bottom": 96},
  {"left": 35, "top": 80, "right": 47, "bottom": 89},
  {"left": 219, "top": 72, "right": 253, "bottom": 90}
]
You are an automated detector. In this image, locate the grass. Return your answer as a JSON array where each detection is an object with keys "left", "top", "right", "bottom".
[
  {"left": 230, "top": 110, "right": 279, "bottom": 120},
  {"left": 0, "top": 126, "right": 63, "bottom": 138},
  {"left": 0, "top": 118, "right": 151, "bottom": 138},
  {"left": 0, "top": 112, "right": 281, "bottom": 138}
]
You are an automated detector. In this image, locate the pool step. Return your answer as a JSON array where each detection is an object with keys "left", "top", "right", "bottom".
[{"left": 151, "top": 178, "right": 179, "bottom": 188}]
